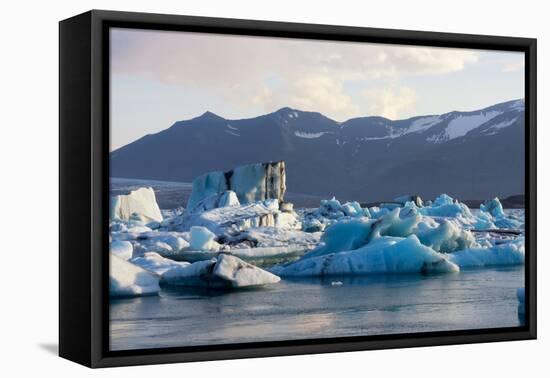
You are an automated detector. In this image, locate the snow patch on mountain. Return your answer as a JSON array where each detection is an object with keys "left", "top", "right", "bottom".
[
  {"left": 445, "top": 111, "right": 502, "bottom": 140},
  {"left": 407, "top": 116, "right": 442, "bottom": 133},
  {"left": 294, "top": 131, "right": 332, "bottom": 139},
  {"left": 225, "top": 129, "right": 240, "bottom": 137}
]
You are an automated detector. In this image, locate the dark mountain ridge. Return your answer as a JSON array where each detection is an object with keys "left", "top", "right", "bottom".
[{"left": 111, "top": 99, "right": 525, "bottom": 203}]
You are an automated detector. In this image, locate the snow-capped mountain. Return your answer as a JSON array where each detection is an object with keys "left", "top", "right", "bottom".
[{"left": 111, "top": 99, "right": 525, "bottom": 202}]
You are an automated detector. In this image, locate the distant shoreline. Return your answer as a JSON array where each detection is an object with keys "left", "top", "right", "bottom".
[{"left": 111, "top": 177, "right": 524, "bottom": 210}]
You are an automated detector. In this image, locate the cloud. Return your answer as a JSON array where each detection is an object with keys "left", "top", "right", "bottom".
[
  {"left": 289, "top": 74, "right": 361, "bottom": 120},
  {"left": 362, "top": 86, "right": 417, "bottom": 119},
  {"left": 110, "top": 28, "right": 478, "bottom": 120}
]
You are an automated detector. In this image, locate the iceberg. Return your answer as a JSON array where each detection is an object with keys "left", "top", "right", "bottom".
[
  {"left": 189, "top": 226, "right": 221, "bottom": 251},
  {"left": 112, "top": 231, "right": 190, "bottom": 257},
  {"left": 272, "top": 235, "right": 459, "bottom": 277},
  {"left": 187, "top": 161, "right": 286, "bottom": 209},
  {"left": 181, "top": 199, "right": 300, "bottom": 236},
  {"left": 110, "top": 240, "right": 133, "bottom": 260},
  {"left": 305, "top": 219, "right": 374, "bottom": 259},
  {"left": 110, "top": 254, "right": 160, "bottom": 297},
  {"left": 479, "top": 197, "right": 523, "bottom": 230},
  {"left": 305, "top": 206, "right": 477, "bottom": 259},
  {"left": 130, "top": 252, "right": 190, "bottom": 275},
  {"left": 110, "top": 187, "right": 163, "bottom": 223},
  {"left": 480, "top": 197, "right": 506, "bottom": 218},
  {"left": 161, "top": 253, "right": 281, "bottom": 288},
  {"left": 187, "top": 190, "right": 240, "bottom": 215},
  {"left": 416, "top": 219, "right": 477, "bottom": 253},
  {"left": 447, "top": 238, "right": 525, "bottom": 268},
  {"left": 301, "top": 197, "right": 370, "bottom": 232}
]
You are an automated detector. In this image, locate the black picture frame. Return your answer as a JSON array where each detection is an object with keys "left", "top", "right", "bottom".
[{"left": 59, "top": 9, "right": 537, "bottom": 368}]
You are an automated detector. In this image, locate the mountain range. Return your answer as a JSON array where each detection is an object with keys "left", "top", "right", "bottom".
[{"left": 110, "top": 99, "right": 525, "bottom": 203}]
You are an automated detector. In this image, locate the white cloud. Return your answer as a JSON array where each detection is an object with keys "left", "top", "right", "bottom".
[
  {"left": 362, "top": 86, "right": 418, "bottom": 120},
  {"left": 289, "top": 74, "right": 360, "bottom": 120},
  {"left": 111, "top": 28, "right": 479, "bottom": 120}
]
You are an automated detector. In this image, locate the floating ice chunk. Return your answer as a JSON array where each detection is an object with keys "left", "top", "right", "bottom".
[
  {"left": 115, "top": 231, "right": 190, "bottom": 257},
  {"left": 110, "top": 254, "right": 160, "bottom": 297},
  {"left": 213, "top": 254, "right": 281, "bottom": 287},
  {"left": 448, "top": 238, "right": 524, "bottom": 268},
  {"left": 480, "top": 198, "right": 505, "bottom": 218},
  {"left": 161, "top": 254, "right": 280, "bottom": 288},
  {"left": 183, "top": 199, "right": 300, "bottom": 235},
  {"left": 130, "top": 252, "right": 190, "bottom": 275},
  {"left": 272, "top": 235, "right": 459, "bottom": 277},
  {"left": 373, "top": 207, "right": 422, "bottom": 239},
  {"left": 187, "top": 161, "right": 286, "bottom": 209},
  {"left": 416, "top": 219, "right": 477, "bottom": 253},
  {"left": 341, "top": 201, "right": 364, "bottom": 217},
  {"left": 110, "top": 187, "right": 163, "bottom": 223},
  {"left": 479, "top": 198, "right": 523, "bottom": 229},
  {"left": 369, "top": 206, "right": 390, "bottom": 219},
  {"left": 110, "top": 240, "right": 133, "bottom": 260},
  {"left": 433, "top": 194, "right": 455, "bottom": 207},
  {"left": 306, "top": 219, "right": 374, "bottom": 259},
  {"left": 189, "top": 226, "right": 220, "bottom": 251}
]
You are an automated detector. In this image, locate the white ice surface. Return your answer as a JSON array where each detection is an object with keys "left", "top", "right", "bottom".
[
  {"left": 161, "top": 254, "right": 280, "bottom": 288},
  {"left": 272, "top": 235, "right": 459, "bottom": 277},
  {"left": 110, "top": 254, "right": 160, "bottom": 297},
  {"left": 110, "top": 240, "right": 133, "bottom": 260},
  {"left": 110, "top": 187, "right": 163, "bottom": 223},
  {"left": 130, "top": 252, "right": 190, "bottom": 275}
]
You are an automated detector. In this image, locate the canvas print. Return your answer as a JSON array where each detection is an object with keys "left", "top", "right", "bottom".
[{"left": 108, "top": 28, "right": 526, "bottom": 351}]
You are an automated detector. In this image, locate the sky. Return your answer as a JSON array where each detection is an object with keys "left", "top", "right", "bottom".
[{"left": 110, "top": 28, "right": 524, "bottom": 151}]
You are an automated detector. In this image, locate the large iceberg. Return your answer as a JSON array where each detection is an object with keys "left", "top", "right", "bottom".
[
  {"left": 110, "top": 254, "right": 160, "bottom": 297},
  {"left": 305, "top": 207, "right": 477, "bottom": 259},
  {"left": 272, "top": 235, "right": 459, "bottom": 277},
  {"left": 187, "top": 161, "right": 286, "bottom": 209},
  {"left": 110, "top": 187, "right": 163, "bottom": 223},
  {"left": 161, "top": 253, "right": 281, "bottom": 288}
]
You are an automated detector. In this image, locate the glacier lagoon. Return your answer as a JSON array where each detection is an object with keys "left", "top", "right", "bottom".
[
  {"left": 109, "top": 173, "right": 525, "bottom": 350},
  {"left": 110, "top": 266, "right": 524, "bottom": 350}
]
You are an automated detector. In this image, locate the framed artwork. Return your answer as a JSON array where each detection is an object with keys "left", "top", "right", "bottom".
[{"left": 59, "top": 10, "right": 536, "bottom": 367}]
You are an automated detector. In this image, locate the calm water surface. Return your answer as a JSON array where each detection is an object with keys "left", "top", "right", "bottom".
[{"left": 110, "top": 266, "right": 524, "bottom": 351}]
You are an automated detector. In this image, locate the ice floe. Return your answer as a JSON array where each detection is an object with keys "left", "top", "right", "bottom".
[
  {"left": 130, "top": 252, "right": 190, "bottom": 275},
  {"left": 110, "top": 254, "right": 160, "bottom": 297},
  {"left": 161, "top": 253, "right": 280, "bottom": 288},
  {"left": 110, "top": 240, "right": 133, "bottom": 260},
  {"left": 110, "top": 187, "right": 163, "bottom": 223},
  {"left": 272, "top": 235, "right": 459, "bottom": 277}
]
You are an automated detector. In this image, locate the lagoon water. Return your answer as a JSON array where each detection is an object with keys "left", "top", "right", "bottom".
[{"left": 110, "top": 266, "right": 524, "bottom": 351}]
